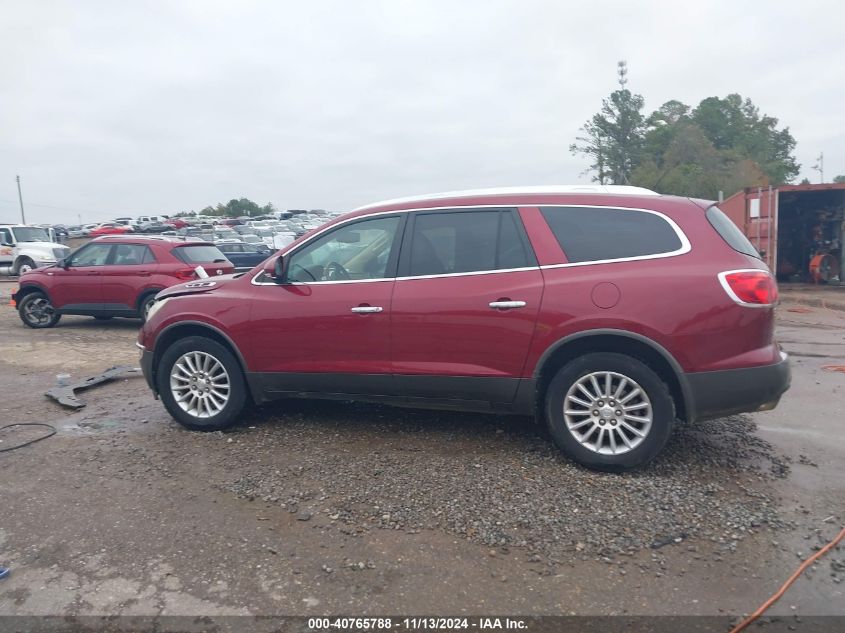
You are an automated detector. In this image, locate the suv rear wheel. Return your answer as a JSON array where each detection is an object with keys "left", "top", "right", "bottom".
[
  {"left": 18, "top": 291, "right": 61, "bottom": 329},
  {"left": 545, "top": 352, "right": 674, "bottom": 471},
  {"left": 139, "top": 294, "right": 157, "bottom": 322},
  {"left": 157, "top": 336, "right": 246, "bottom": 431}
]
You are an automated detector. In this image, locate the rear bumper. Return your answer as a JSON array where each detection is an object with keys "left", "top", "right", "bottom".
[{"left": 686, "top": 352, "right": 791, "bottom": 422}]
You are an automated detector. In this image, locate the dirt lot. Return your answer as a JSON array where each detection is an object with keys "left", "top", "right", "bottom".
[{"left": 0, "top": 280, "right": 843, "bottom": 623}]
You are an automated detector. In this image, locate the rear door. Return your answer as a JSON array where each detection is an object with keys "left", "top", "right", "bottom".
[
  {"left": 390, "top": 209, "right": 543, "bottom": 403},
  {"left": 99, "top": 244, "right": 158, "bottom": 312},
  {"left": 50, "top": 242, "right": 112, "bottom": 309}
]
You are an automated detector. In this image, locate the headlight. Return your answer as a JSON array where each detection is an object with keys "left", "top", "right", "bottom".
[{"left": 145, "top": 297, "right": 169, "bottom": 321}]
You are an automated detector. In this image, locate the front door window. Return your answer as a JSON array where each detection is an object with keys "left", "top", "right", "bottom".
[
  {"left": 287, "top": 216, "right": 400, "bottom": 283},
  {"left": 69, "top": 244, "right": 113, "bottom": 267}
]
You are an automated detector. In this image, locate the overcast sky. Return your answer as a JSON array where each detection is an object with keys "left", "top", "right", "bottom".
[{"left": 1, "top": 0, "right": 842, "bottom": 224}]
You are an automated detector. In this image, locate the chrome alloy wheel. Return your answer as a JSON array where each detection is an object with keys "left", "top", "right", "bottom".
[
  {"left": 170, "top": 351, "right": 231, "bottom": 418},
  {"left": 563, "top": 371, "right": 653, "bottom": 455}
]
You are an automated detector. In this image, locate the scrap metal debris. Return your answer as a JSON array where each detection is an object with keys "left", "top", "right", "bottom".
[
  {"left": 822, "top": 365, "right": 845, "bottom": 373},
  {"left": 45, "top": 366, "right": 142, "bottom": 409}
]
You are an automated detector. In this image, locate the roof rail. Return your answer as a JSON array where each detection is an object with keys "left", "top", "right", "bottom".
[
  {"left": 356, "top": 185, "right": 659, "bottom": 210},
  {"left": 93, "top": 234, "right": 188, "bottom": 242}
]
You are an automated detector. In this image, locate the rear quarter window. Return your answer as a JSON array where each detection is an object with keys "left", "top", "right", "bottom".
[
  {"left": 706, "top": 206, "right": 761, "bottom": 259},
  {"left": 172, "top": 245, "right": 228, "bottom": 264},
  {"left": 540, "top": 206, "right": 684, "bottom": 263}
]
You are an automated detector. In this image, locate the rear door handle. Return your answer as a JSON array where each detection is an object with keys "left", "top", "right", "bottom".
[
  {"left": 86, "top": 271, "right": 100, "bottom": 276},
  {"left": 138, "top": 270, "right": 152, "bottom": 277},
  {"left": 350, "top": 306, "right": 383, "bottom": 313},
  {"left": 489, "top": 300, "right": 526, "bottom": 310}
]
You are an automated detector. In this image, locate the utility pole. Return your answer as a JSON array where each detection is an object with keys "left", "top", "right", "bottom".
[{"left": 16, "top": 175, "right": 26, "bottom": 224}]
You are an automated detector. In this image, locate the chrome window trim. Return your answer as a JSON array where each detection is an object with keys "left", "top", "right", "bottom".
[
  {"left": 251, "top": 204, "right": 691, "bottom": 286},
  {"left": 395, "top": 266, "right": 539, "bottom": 282}
]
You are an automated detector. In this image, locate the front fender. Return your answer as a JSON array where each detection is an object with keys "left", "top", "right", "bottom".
[{"left": 12, "top": 280, "right": 51, "bottom": 303}]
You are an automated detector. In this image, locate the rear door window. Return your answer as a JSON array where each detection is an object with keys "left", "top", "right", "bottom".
[
  {"left": 407, "top": 209, "right": 534, "bottom": 276},
  {"left": 112, "top": 244, "right": 155, "bottom": 265},
  {"left": 540, "top": 206, "right": 684, "bottom": 263}
]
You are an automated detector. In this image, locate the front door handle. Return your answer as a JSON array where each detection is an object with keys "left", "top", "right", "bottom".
[
  {"left": 489, "top": 300, "right": 526, "bottom": 310},
  {"left": 350, "top": 305, "right": 383, "bottom": 314},
  {"left": 86, "top": 271, "right": 100, "bottom": 276}
]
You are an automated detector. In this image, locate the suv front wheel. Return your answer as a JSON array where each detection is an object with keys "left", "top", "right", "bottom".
[
  {"left": 545, "top": 352, "right": 674, "bottom": 471},
  {"left": 18, "top": 291, "right": 62, "bottom": 329},
  {"left": 157, "top": 336, "right": 247, "bottom": 431}
]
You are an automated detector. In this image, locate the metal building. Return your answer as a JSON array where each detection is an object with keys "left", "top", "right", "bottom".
[{"left": 720, "top": 183, "right": 845, "bottom": 283}]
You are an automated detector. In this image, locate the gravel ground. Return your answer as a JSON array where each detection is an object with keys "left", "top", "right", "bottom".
[
  {"left": 2, "top": 289, "right": 843, "bottom": 617},
  {"left": 219, "top": 402, "right": 793, "bottom": 565}
]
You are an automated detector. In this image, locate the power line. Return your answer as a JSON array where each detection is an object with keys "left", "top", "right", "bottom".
[{"left": 0, "top": 197, "right": 130, "bottom": 216}]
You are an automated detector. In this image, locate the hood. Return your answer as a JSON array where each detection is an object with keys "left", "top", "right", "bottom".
[
  {"left": 156, "top": 273, "right": 241, "bottom": 300},
  {"left": 18, "top": 241, "right": 68, "bottom": 253}
]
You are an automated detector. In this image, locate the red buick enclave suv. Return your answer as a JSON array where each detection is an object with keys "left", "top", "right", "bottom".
[{"left": 137, "top": 186, "right": 790, "bottom": 470}]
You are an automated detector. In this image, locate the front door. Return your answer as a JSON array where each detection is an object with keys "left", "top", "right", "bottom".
[
  {"left": 247, "top": 214, "right": 404, "bottom": 396},
  {"left": 391, "top": 209, "right": 543, "bottom": 403},
  {"left": 50, "top": 242, "right": 112, "bottom": 310}
]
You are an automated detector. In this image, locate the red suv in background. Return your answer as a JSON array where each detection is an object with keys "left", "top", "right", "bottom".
[
  {"left": 13, "top": 236, "right": 234, "bottom": 327},
  {"left": 137, "top": 186, "right": 790, "bottom": 471}
]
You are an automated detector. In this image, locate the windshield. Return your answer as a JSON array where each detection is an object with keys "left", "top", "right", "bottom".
[{"left": 13, "top": 227, "right": 52, "bottom": 242}]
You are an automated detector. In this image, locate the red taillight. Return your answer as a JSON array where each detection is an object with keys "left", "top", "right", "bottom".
[
  {"left": 719, "top": 270, "right": 778, "bottom": 306},
  {"left": 174, "top": 269, "right": 196, "bottom": 280}
]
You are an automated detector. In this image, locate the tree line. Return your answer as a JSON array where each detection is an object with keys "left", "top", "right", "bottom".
[
  {"left": 571, "top": 62, "right": 802, "bottom": 198},
  {"left": 172, "top": 198, "right": 277, "bottom": 218}
]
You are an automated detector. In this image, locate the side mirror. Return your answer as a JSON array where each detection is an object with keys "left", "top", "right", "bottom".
[
  {"left": 57, "top": 258, "right": 69, "bottom": 269},
  {"left": 263, "top": 255, "right": 288, "bottom": 282}
]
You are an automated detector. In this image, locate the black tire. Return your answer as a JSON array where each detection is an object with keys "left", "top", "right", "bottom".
[
  {"left": 94, "top": 316, "right": 113, "bottom": 321},
  {"left": 15, "top": 257, "right": 35, "bottom": 275},
  {"left": 139, "top": 293, "right": 158, "bottom": 323},
  {"left": 545, "top": 352, "right": 675, "bottom": 472},
  {"left": 18, "top": 291, "right": 61, "bottom": 329},
  {"left": 156, "top": 336, "right": 247, "bottom": 431}
]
